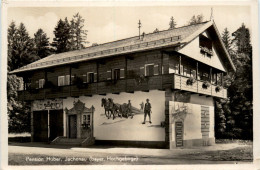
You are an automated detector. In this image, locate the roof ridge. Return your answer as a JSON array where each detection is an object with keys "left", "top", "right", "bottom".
[{"left": 46, "top": 21, "right": 210, "bottom": 57}]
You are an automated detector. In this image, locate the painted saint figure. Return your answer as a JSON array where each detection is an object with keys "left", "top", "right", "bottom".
[
  {"left": 142, "top": 99, "right": 152, "bottom": 124},
  {"left": 140, "top": 101, "right": 144, "bottom": 111}
]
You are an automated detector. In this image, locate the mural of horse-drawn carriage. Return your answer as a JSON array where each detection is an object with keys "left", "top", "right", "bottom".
[{"left": 101, "top": 98, "right": 144, "bottom": 120}]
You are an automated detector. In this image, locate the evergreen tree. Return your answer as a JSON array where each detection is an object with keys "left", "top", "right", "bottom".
[
  {"left": 52, "top": 18, "right": 72, "bottom": 53},
  {"left": 8, "top": 22, "right": 39, "bottom": 71},
  {"left": 228, "top": 23, "right": 252, "bottom": 139},
  {"left": 221, "top": 28, "right": 232, "bottom": 52},
  {"left": 188, "top": 14, "right": 204, "bottom": 25},
  {"left": 169, "top": 16, "right": 177, "bottom": 29},
  {"left": 7, "top": 22, "right": 33, "bottom": 133},
  {"left": 70, "top": 13, "right": 88, "bottom": 50},
  {"left": 34, "top": 28, "right": 52, "bottom": 59}
]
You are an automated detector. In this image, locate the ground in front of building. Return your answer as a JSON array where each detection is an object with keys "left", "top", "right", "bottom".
[{"left": 8, "top": 137, "right": 253, "bottom": 165}]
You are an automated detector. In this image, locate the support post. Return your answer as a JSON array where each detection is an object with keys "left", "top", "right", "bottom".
[
  {"left": 48, "top": 109, "right": 50, "bottom": 141},
  {"left": 31, "top": 102, "right": 34, "bottom": 142},
  {"left": 165, "top": 88, "right": 173, "bottom": 149}
]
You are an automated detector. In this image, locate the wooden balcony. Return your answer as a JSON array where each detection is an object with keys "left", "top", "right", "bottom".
[
  {"left": 173, "top": 74, "right": 227, "bottom": 98},
  {"left": 18, "top": 74, "right": 227, "bottom": 101}
]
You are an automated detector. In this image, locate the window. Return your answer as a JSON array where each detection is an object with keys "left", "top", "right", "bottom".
[
  {"left": 58, "top": 76, "right": 65, "bottom": 86},
  {"left": 107, "top": 69, "right": 124, "bottom": 81},
  {"left": 113, "top": 69, "right": 120, "bottom": 81},
  {"left": 144, "top": 64, "right": 159, "bottom": 76},
  {"left": 83, "top": 114, "right": 91, "bottom": 125},
  {"left": 87, "top": 72, "right": 94, "bottom": 83},
  {"left": 39, "top": 79, "right": 45, "bottom": 89},
  {"left": 191, "top": 69, "right": 196, "bottom": 78},
  {"left": 174, "top": 63, "right": 179, "bottom": 74}
]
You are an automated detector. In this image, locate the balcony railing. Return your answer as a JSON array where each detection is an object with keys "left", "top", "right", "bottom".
[
  {"left": 173, "top": 74, "right": 227, "bottom": 98},
  {"left": 18, "top": 74, "right": 227, "bottom": 101}
]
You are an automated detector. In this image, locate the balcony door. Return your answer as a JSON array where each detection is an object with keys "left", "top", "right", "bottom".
[{"left": 69, "top": 115, "right": 77, "bottom": 138}]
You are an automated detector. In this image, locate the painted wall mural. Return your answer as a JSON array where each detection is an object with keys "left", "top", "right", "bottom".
[
  {"left": 32, "top": 99, "right": 63, "bottom": 111},
  {"left": 169, "top": 100, "right": 214, "bottom": 142},
  {"left": 63, "top": 90, "right": 165, "bottom": 141}
]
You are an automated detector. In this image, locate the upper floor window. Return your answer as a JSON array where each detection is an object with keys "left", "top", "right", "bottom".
[
  {"left": 58, "top": 75, "right": 70, "bottom": 86},
  {"left": 39, "top": 79, "right": 45, "bottom": 89},
  {"left": 140, "top": 64, "right": 159, "bottom": 76},
  {"left": 87, "top": 72, "right": 98, "bottom": 83},
  {"left": 199, "top": 35, "right": 213, "bottom": 56},
  {"left": 107, "top": 68, "right": 125, "bottom": 81}
]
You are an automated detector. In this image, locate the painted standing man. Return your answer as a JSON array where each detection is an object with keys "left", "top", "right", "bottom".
[
  {"left": 142, "top": 99, "right": 152, "bottom": 124},
  {"left": 127, "top": 100, "right": 133, "bottom": 119}
]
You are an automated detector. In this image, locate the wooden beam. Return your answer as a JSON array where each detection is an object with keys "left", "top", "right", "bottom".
[{"left": 126, "top": 55, "right": 134, "bottom": 60}]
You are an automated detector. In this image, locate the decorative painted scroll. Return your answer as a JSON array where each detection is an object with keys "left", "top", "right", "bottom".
[
  {"left": 64, "top": 99, "right": 95, "bottom": 115},
  {"left": 32, "top": 99, "right": 63, "bottom": 111}
]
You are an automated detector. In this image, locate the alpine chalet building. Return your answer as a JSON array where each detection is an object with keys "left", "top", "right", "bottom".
[{"left": 10, "top": 20, "right": 235, "bottom": 149}]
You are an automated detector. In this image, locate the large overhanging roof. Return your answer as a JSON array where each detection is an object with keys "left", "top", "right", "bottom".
[{"left": 9, "top": 20, "right": 235, "bottom": 74}]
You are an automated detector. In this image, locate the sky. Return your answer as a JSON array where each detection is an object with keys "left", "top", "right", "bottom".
[{"left": 7, "top": 5, "right": 251, "bottom": 46}]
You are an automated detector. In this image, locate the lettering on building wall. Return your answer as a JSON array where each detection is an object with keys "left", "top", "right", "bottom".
[{"left": 32, "top": 99, "right": 63, "bottom": 111}]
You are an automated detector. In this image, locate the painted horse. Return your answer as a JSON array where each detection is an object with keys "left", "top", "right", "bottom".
[
  {"left": 107, "top": 98, "right": 121, "bottom": 119},
  {"left": 101, "top": 98, "right": 111, "bottom": 118}
]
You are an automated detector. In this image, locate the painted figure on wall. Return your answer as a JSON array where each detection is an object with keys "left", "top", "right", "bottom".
[
  {"left": 101, "top": 98, "right": 144, "bottom": 120},
  {"left": 140, "top": 102, "right": 144, "bottom": 111},
  {"left": 142, "top": 99, "right": 152, "bottom": 124}
]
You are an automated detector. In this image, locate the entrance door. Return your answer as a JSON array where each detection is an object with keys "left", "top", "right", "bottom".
[
  {"left": 175, "top": 121, "right": 183, "bottom": 147},
  {"left": 69, "top": 115, "right": 77, "bottom": 138},
  {"left": 33, "top": 111, "right": 48, "bottom": 142},
  {"left": 49, "top": 110, "right": 63, "bottom": 141}
]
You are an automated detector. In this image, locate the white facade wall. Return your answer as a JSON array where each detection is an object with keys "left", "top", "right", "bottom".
[
  {"left": 170, "top": 95, "right": 215, "bottom": 143},
  {"left": 63, "top": 90, "right": 165, "bottom": 141}
]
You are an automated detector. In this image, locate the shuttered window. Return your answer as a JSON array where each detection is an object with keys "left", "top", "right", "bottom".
[
  {"left": 87, "top": 72, "right": 94, "bottom": 83},
  {"left": 113, "top": 69, "right": 120, "bottom": 80}
]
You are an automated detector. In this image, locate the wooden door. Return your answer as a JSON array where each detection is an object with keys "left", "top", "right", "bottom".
[
  {"left": 175, "top": 121, "right": 183, "bottom": 147},
  {"left": 33, "top": 111, "right": 48, "bottom": 142},
  {"left": 49, "top": 110, "right": 63, "bottom": 141},
  {"left": 69, "top": 115, "right": 77, "bottom": 138}
]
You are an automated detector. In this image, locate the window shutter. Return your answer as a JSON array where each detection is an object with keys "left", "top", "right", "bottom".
[
  {"left": 107, "top": 70, "right": 111, "bottom": 80},
  {"left": 154, "top": 64, "right": 159, "bottom": 75},
  {"left": 94, "top": 73, "right": 97, "bottom": 82},
  {"left": 162, "top": 66, "right": 164, "bottom": 75},
  {"left": 120, "top": 68, "right": 125, "bottom": 79},
  {"left": 140, "top": 67, "right": 145, "bottom": 76},
  {"left": 65, "top": 75, "right": 70, "bottom": 85},
  {"left": 83, "top": 74, "right": 87, "bottom": 83}
]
